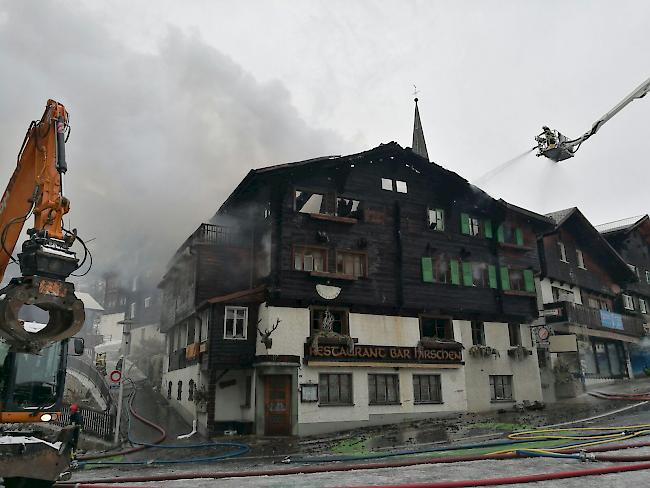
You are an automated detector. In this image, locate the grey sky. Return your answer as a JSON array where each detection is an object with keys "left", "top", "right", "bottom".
[{"left": 1, "top": 0, "right": 648, "bottom": 279}]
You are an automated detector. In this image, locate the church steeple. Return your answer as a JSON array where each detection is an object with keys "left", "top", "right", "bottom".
[{"left": 412, "top": 97, "right": 429, "bottom": 161}]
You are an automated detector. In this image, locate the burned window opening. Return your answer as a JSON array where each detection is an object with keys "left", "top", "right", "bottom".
[
  {"left": 311, "top": 307, "right": 349, "bottom": 336},
  {"left": 420, "top": 317, "right": 454, "bottom": 340},
  {"left": 336, "top": 197, "right": 361, "bottom": 219}
]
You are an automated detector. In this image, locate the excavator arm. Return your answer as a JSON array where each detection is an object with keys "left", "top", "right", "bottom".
[{"left": 0, "top": 100, "right": 84, "bottom": 353}]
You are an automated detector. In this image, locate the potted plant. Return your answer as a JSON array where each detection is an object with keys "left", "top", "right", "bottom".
[
  {"left": 507, "top": 345, "right": 532, "bottom": 360},
  {"left": 468, "top": 344, "right": 500, "bottom": 358}
]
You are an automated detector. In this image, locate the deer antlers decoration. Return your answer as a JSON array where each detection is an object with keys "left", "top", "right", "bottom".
[{"left": 257, "top": 318, "right": 281, "bottom": 349}]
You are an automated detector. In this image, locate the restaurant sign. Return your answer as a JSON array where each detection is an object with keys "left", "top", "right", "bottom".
[{"left": 304, "top": 343, "right": 463, "bottom": 364}]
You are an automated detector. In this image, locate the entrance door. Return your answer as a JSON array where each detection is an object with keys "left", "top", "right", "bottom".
[{"left": 264, "top": 375, "right": 292, "bottom": 436}]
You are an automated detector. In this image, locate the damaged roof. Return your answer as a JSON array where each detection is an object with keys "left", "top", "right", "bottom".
[
  {"left": 595, "top": 215, "right": 649, "bottom": 235},
  {"left": 217, "top": 142, "right": 545, "bottom": 224}
]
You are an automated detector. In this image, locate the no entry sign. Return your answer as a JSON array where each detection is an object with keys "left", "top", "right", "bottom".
[{"left": 110, "top": 370, "right": 122, "bottom": 383}]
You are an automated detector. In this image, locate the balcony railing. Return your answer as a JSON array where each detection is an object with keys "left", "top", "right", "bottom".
[{"left": 543, "top": 301, "right": 645, "bottom": 337}]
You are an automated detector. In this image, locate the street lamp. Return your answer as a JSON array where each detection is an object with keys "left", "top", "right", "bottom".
[{"left": 114, "top": 319, "right": 133, "bottom": 445}]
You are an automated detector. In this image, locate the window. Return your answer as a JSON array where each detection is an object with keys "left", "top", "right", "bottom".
[
  {"left": 336, "top": 197, "right": 362, "bottom": 218},
  {"left": 319, "top": 373, "right": 352, "bottom": 405},
  {"left": 420, "top": 317, "right": 454, "bottom": 340},
  {"left": 646, "top": 270, "right": 650, "bottom": 284},
  {"left": 200, "top": 309, "right": 210, "bottom": 342},
  {"left": 558, "top": 241, "right": 568, "bottom": 262},
  {"left": 381, "top": 178, "right": 393, "bottom": 191},
  {"left": 640, "top": 299, "right": 648, "bottom": 314},
  {"left": 501, "top": 268, "right": 535, "bottom": 292},
  {"left": 576, "top": 250, "right": 586, "bottom": 269},
  {"left": 497, "top": 223, "right": 524, "bottom": 246},
  {"left": 294, "top": 246, "right": 327, "bottom": 272},
  {"left": 187, "top": 320, "right": 195, "bottom": 344},
  {"left": 224, "top": 306, "right": 248, "bottom": 339},
  {"left": 129, "top": 302, "right": 136, "bottom": 319},
  {"left": 132, "top": 276, "right": 138, "bottom": 292},
  {"left": 120, "top": 297, "right": 126, "bottom": 306},
  {"left": 471, "top": 321, "right": 485, "bottom": 346},
  {"left": 509, "top": 269, "right": 525, "bottom": 291},
  {"left": 552, "top": 286, "right": 575, "bottom": 303},
  {"left": 368, "top": 374, "right": 400, "bottom": 405},
  {"left": 243, "top": 376, "right": 252, "bottom": 408},
  {"left": 167, "top": 381, "right": 172, "bottom": 399},
  {"left": 144, "top": 297, "right": 151, "bottom": 309},
  {"left": 311, "top": 307, "right": 349, "bottom": 335},
  {"left": 336, "top": 251, "right": 367, "bottom": 277},
  {"left": 413, "top": 375, "right": 442, "bottom": 404},
  {"left": 188, "top": 379, "right": 195, "bottom": 401},
  {"left": 264, "top": 202, "right": 271, "bottom": 219},
  {"left": 508, "top": 323, "right": 521, "bottom": 346},
  {"left": 395, "top": 180, "right": 408, "bottom": 193},
  {"left": 295, "top": 190, "right": 325, "bottom": 214},
  {"left": 490, "top": 375, "right": 513, "bottom": 401},
  {"left": 427, "top": 208, "right": 445, "bottom": 231},
  {"left": 421, "top": 256, "right": 453, "bottom": 284},
  {"left": 177, "top": 381, "right": 183, "bottom": 401},
  {"left": 623, "top": 294, "right": 635, "bottom": 311},
  {"left": 461, "top": 213, "right": 490, "bottom": 237},
  {"left": 468, "top": 262, "right": 490, "bottom": 287}
]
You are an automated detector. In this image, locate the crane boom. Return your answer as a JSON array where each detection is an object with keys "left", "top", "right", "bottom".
[{"left": 535, "top": 76, "right": 650, "bottom": 162}]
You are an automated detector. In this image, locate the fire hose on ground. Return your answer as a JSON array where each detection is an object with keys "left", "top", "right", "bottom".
[{"left": 59, "top": 389, "right": 650, "bottom": 487}]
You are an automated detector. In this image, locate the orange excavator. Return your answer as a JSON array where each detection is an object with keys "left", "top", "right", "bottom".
[{"left": 0, "top": 100, "right": 87, "bottom": 487}]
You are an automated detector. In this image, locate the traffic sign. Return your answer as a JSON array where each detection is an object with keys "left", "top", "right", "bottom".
[{"left": 110, "top": 370, "right": 122, "bottom": 383}]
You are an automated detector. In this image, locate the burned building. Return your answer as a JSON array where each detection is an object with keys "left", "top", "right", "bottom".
[
  {"left": 160, "top": 102, "right": 556, "bottom": 434},
  {"left": 536, "top": 208, "right": 644, "bottom": 399}
]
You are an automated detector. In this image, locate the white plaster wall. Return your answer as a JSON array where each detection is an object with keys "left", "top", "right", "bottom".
[
  {"left": 255, "top": 304, "right": 310, "bottom": 356},
  {"left": 538, "top": 278, "right": 583, "bottom": 305},
  {"left": 297, "top": 366, "right": 466, "bottom": 425},
  {"left": 213, "top": 369, "right": 255, "bottom": 422},
  {"left": 161, "top": 364, "right": 200, "bottom": 423},
  {"left": 460, "top": 321, "right": 543, "bottom": 412},
  {"left": 350, "top": 314, "right": 421, "bottom": 346},
  {"left": 97, "top": 312, "right": 125, "bottom": 343}
]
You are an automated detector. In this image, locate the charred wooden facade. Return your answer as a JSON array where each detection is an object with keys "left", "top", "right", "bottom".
[{"left": 159, "top": 141, "right": 560, "bottom": 435}]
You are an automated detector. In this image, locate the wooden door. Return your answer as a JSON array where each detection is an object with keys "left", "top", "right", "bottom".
[{"left": 264, "top": 375, "right": 292, "bottom": 436}]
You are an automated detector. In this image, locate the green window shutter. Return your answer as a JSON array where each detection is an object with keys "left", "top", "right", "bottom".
[
  {"left": 500, "top": 267, "right": 510, "bottom": 290},
  {"left": 421, "top": 257, "right": 433, "bottom": 283},
  {"left": 488, "top": 265, "right": 498, "bottom": 289},
  {"left": 461, "top": 213, "right": 470, "bottom": 235},
  {"left": 462, "top": 262, "right": 473, "bottom": 286},
  {"left": 515, "top": 228, "right": 524, "bottom": 246},
  {"left": 524, "top": 269, "right": 535, "bottom": 292},
  {"left": 484, "top": 220, "right": 493, "bottom": 238},
  {"left": 450, "top": 260, "right": 460, "bottom": 285},
  {"left": 497, "top": 224, "right": 505, "bottom": 243}
]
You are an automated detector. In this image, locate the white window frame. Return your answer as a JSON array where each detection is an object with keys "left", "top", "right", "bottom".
[
  {"left": 144, "top": 297, "right": 151, "bottom": 309},
  {"left": 576, "top": 249, "right": 586, "bottom": 269},
  {"left": 381, "top": 178, "right": 393, "bottom": 191},
  {"left": 558, "top": 241, "right": 568, "bottom": 263},
  {"left": 623, "top": 294, "right": 635, "bottom": 311},
  {"left": 427, "top": 208, "right": 445, "bottom": 231},
  {"left": 129, "top": 302, "right": 136, "bottom": 319},
  {"left": 395, "top": 180, "right": 408, "bottom": 193},
  {"left": 200, "top": 309, "right": 210, "bottom": 342},
  {"left": 469, "top": 217, "right": 481, "bottom": 237},
  {"left": 224, "top": 306, "right": 248, "bottom": 340},
  {"left": 640, "top": 298, "right": 648, "bottom": 314}
]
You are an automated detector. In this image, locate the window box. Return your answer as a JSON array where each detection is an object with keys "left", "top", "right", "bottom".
[
  {"left": 502, "top": 290, "right": 536, "bottom": 297},
  {"left": 309, "top": 213, "right": 358, "bottom": 224},
  {"left": 507, "top": 345, "right": 532, "bottom": 360},
  {"left": 468, "top": 345, "right": 500, "bottom": 359},
  {"left": 498, "top": 242, "right": 533, "bottom": 251},
  {"left": 310, "top": 270, "right": 358, "bottom": 281},
  {"left": 417, "top": 337, "right": 464, "bottom": 351}
]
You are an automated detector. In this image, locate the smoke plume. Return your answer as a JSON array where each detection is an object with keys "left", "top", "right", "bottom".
[{"left": 0, "top": 0, "right": 348, "bottom": 285}]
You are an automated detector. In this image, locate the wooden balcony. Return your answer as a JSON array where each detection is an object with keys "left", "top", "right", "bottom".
[{"left": 543, "top": 301, "right": 644, "bottom": 337}]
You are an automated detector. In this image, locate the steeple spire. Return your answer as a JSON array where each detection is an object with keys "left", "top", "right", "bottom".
[{"left": 412, "top": 96, "right": 429, "bottom": 161}]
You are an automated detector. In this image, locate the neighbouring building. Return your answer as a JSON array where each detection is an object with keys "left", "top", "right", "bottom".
[
  {"left": 536, "top": 208, "right": 644, "bottom": 400},
  {"left": 596, "top": 215, "right": 650, "bottom": 377},
  {"left": 160, "top": 101, "right": 555, "bottom": 436}
]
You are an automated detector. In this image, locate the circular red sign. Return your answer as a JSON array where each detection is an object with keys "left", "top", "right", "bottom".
[
  {"left": 538, "top": 327, "right": 550, "bottom": 340},
  {"left": 110, "top": 370, "right": 122, "bottom": 383}
]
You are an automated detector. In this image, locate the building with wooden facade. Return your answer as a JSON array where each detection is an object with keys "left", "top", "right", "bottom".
[
  {"left": 158, "top": 102, "right": 557, "bottom": 435},
  {"left": 596, "top": 215, "right": 650, "bottom": 377},
  {"left": 536, "top": 208, "right": 645, "bottom": 400}
]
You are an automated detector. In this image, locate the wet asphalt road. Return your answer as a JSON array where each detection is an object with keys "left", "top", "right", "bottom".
[{"left": 69, "top": 380, "right": 650, "bottom": 487}]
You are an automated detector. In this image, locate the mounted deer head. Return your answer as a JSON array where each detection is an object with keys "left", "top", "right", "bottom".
[{"left": 256, "top": 318, "right": 281, "bottom": 349}]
